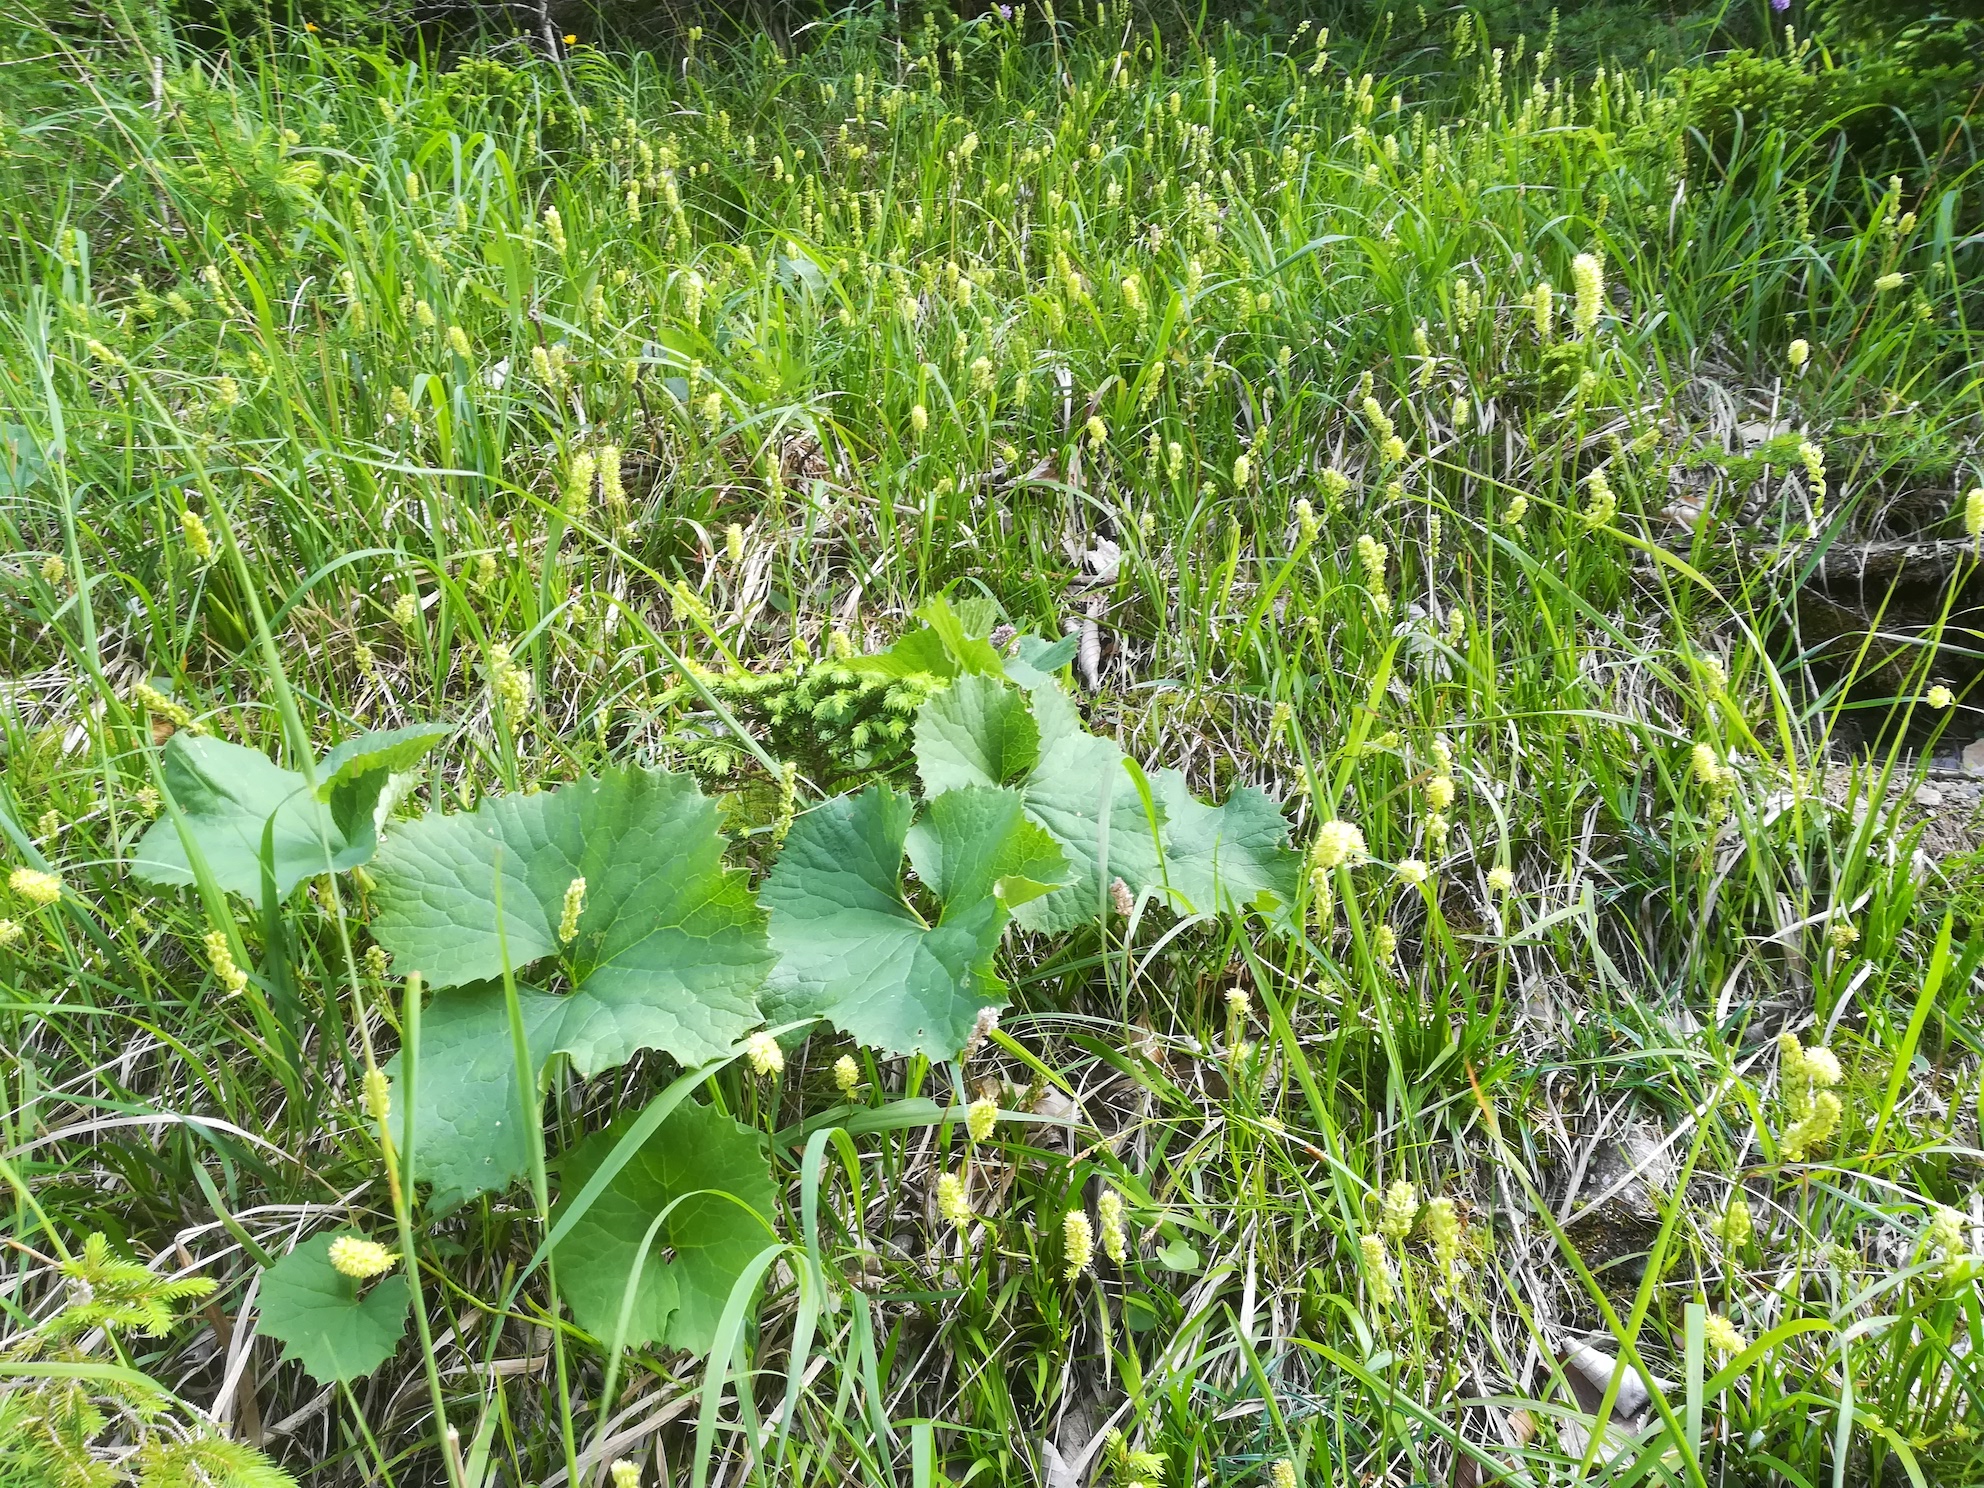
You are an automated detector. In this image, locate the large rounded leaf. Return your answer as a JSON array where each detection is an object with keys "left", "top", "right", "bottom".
[{"left": 551, "top": 1097, "right": 777, "bottom": 1357}]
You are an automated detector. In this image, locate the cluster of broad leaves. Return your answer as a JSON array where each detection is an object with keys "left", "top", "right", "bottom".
[{"left": 130, "top": 602, "right": 1296, "bottom": 1377}]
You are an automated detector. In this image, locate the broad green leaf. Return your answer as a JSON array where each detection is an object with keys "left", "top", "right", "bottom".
[
  {"left": 904, "top": 785, "right": 1064, "bottom": 909},
  {"left": 967, "top": 676, "right": 1165, "bottom": 934},
  {"left": 1147, "top": 769, "right": 1299, "bottom": 923},
  {"left": 912, "top": 673, "right": 1040, "bottom": 792},
  {"left": 850, "top": 596, "right": 1005, "bottom": 682},
  {"left": 132, "top": 726, "right": 445, "bottom": 898},
  {"left": 370, "top": 766, "right": 772, "bottom": 1073},
  {"left": 319, "top": 722, "right": 452, "bottom": 835},
  {"left": 552, "top": 1097, "right": 777, "bottom": 1356},
  {"left": 387, "top": 981, "right": 567, "bottom": 1211},
  {"left": 760, "top": 786, "right": 1058, "bottom": 1059},
  {"left": 915, "top": 669, "right": 1297, "bottom": 932},
  {"left": 1008, "top": 631, "right": 1078, "bottom": 680},
  {"left": 256, "top": 1234, "right": 410, "bottom": 1384},
  {"left": 913, "top": 595, "right": 1007, "bottom": 677}
]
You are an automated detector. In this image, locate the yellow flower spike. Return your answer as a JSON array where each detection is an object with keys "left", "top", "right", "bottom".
[
  {"left": 937, "top": 1170, "right": 971, "bottom": 1228},
  {"left": 1311, "top": 819, "right": 1367, "bottom": 870},
  {"left": 1359, "top": 1234, "right": 1394, "bottom": 1309},
  {"left": 1571, "top": 252, "right": 1604, "bottom": 336},
  {"left": 1098, "top": 1189, "right": 1127, "bottom": 1265},
  {"left": 1062, "top": 1209, "right": 1093, "bottom": 1278},
  {"left": 965, "top": 1096, "right": 997, "bottom": 1143},
  {"left": 834, "top": 1054, "right": 861, "bottom": 1095},
  {"left": 180, "top": 509, "right": 215, "bottom": 564},
  {"left": 1927, "top": 685, "right": 1954, "bottom": 710},
  {"left": 1378, "top": 1180, "right": 1418, "bottom": 1241},
  {"left": 11, "top": 867, "right": 63, "bottom": 907},
  {"left": 558, "top": 877, "right": 586, "bottom": 944},
  {"left": 327, "top": 1235, "right": 399, "bottom": 1279},
  {"left": 745, "top": 1031, "right": 784, "bottom": 1077},
  {"left": 1422, "top": 1195, "right": 1463, "bottom": 1271},
  {"left": 1702, "top": 1313, "right": 1746, "bottom": 1355}
]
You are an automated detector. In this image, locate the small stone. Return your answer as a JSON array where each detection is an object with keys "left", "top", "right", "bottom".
[
  {"left": 1915, "top": 783, "right": 1944, "bottom": 808},
  {"left": 1963, "top": 739, "right": 1984, "bottom": 776}
]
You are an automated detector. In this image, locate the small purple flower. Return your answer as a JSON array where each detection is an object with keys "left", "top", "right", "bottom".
[{"left": 1770, "top": 0, "right": 1789, "bottom": 11}]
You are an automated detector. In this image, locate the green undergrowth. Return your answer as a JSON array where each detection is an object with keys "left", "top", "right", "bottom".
[{"left": 1, "top": 4, "right": 1983, "bottom": 1487}]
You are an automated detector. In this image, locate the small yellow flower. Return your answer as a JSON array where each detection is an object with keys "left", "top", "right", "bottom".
[
  {"left": 1424, "top": 775, "right": 1455, "bottom": 811},
  {"left": 937, "top": 1170, "right": 971, "bottom": 1227},
  {"left": 1372, "top": 924, "right": 1397, "bottom": 960},
  {"left": 180, "top": 509, "right": 215, "bottom": 564},
  {"left": 203, "top": 929, "right": 248, "bottom": 996},
  {"left": 745, "top": 1031, "right": 784, "bottom": 1077},
  {"left": 725, "top": 523, "right": 745, "bottom": 566},
  {"left": 1423, "top": 1195, "right": 1463, "bottom": 1271},
  {"left": 1394, "top": 858, "right": 1429, "bottom": 887},
  {"left": 1311, "top": 819, "right": 1366, "bottom": 870},
  {"left": 0, "top": 920, "right": 23, "bottom": 949},
  {"left": 1927, "top": 685, "right": 1955, "bottom": 710},
  {"left": 363, "top": 1067, "right": 391, "bottom": 1123},
  {"left": 1786, "top": 338, "right": 1809, "bottom": 370},
  {"left": 834, "top": 1054, "right": 861, "bottom": 1094},
  {"left": 910, "top": 404, "right": 929, "bottom": 437},
  {"left": 1233, "top": 452, "right": 1252, "bottom": 486},
  {"left": 1571, "top": 252, "right": 1603, "bottom": 337},
  {"left": 558, "top": 877, "right": 586, "bottom": 944},
  {"left": 1063, "top": 1208, "right": 1094, "bottom": 1278},
  {"left": 1582, "top": 469, "right": 1616, "bottom": 527},
  {"left": 965, "top": 1096, "right": 997, "bottom": 1143},
  {"left": 563, "top": 32, "right": 577, "bottom": 44},
  {"left": 1503, "top": 493, "right": 1528, "bottom": 524},
  {"left": 1826, "top": 921, "right": 1859, "bottom": 952},
  {"left": 1378, "top": 1180, "right": 1418, "bottom": 1241},
  {"left": 9, "top": 867, "right": 62, "bottom": 908},
  {"left": 40, "top": 554, "right": 65, "bottom": 586},
  {"left": 1359, "top": 1233, "right": 1394, "bottom": 1308},
  {"left": 1270, "top": 1457, "right": 1299, "bottom": 1488},
  {"left": 327, "top": 1235, "right": 399, "bottom": 1279},
  {"left": 1875, "top": 272, "right": 1904, "bottom": 292},
  {"left": 609, "top": 1461, "right": 640, "bottom": 1488},
  {"left": 1086, "top": 414, "right": 1107, "bottom": 446},
  {"left": 1702, "top": 1312, "right": 1746, "bottom": 1355},
  {"left": 1711, "top": 1196, "right": 1752, "bottom": 1250},
  {"left": 1965, "top": 488, "right": 1984, "bottom": 540},
  {"left": 489, "top": 643, "right": 532, "bottom": 717},
  {"left": 1098, "top": 1188, "right": 1128, "bottom": 1265}
]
